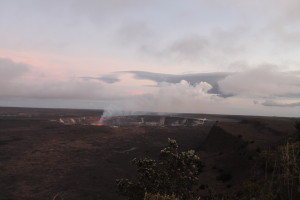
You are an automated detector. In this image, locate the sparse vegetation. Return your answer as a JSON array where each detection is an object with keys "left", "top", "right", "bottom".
[
  {"left": 116, "top": 138, "right": 203, "bottom": 200},
  {"left": 240, "top": 142, "right": 300, "bottom": 200},
  {"left": 239, "top": 120, "right": 300, "bottom": 200},
  {"left": 1, "top": 107, "right": 299, "bottom": 200},
  {"left": 117, "top": 120, "right": 300, "bottom": 200}
]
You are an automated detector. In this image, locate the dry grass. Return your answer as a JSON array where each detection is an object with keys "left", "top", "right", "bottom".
[{"left": 278, "top": 141, "right": 300, "bottom": 200}]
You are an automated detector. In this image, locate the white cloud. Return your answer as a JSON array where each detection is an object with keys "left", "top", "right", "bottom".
[
  {"left": 127, "top": 80, "right": 224, "bottom": 113},
  {"left": 218, "top": 65, "right": 300, "bottom": 98},
  {"left": 99, "top": 79, "right": 300, "bottom": 117}
]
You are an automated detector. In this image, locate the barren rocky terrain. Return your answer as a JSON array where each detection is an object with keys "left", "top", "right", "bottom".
[{"left": 0, "top": 107, "right": 298, "bottom": 200}]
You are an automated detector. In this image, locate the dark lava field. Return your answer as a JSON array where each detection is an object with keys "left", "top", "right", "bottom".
[{"left": 0, "top": 107, "right": 298, "bottom": 200}]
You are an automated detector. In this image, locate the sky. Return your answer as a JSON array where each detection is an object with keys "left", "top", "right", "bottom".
[{"left": 0, "top": 0, "right": 300, "bottom": 117}]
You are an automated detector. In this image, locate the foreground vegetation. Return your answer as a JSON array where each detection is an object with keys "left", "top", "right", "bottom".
[
  {"left": 117, "top": 138, "right": 203, "bottom": 200},
  {"left": 117, "top": 121, "right": 300, "bottom": 200},
  {"left": 243, "top": 121, "right": 300, "bottom": 200}
]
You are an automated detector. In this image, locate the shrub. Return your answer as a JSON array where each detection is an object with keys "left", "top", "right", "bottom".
[
  {"left": 116, "top": 138, "right": 203, "bottom": 200},
  {"left": 241, "top": 140, "right": 300, "bottom": 200}
]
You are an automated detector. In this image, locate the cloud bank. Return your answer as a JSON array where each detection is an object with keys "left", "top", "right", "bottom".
[
  {"left": 91, "top": 71, "right": 230, "bottom": 96},
  {"left": 0, "top": 58, "right": 300, "bottom": 117},
  {"left": 0, "top": 58, "right": 30, "bottom": 80},
  {"left": 262, "top": 100, "right": 300, "bottom": 107},
  {"left": 219, "top": 65, "right": 300, "bottom": 98}
]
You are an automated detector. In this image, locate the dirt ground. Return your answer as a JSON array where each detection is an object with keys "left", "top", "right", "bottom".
[{"left": 0, "top": 107, "right": 298, "bottom": 200}]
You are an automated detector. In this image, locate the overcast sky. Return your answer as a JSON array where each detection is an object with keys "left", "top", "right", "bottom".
[{"left": 0, "top": 0, "right": 300, "bottom": 117}]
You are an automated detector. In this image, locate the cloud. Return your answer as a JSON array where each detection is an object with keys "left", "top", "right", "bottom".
[
  {"left": 84, "top": 70, "right": 230, "bottom": 96},
  {"left": 0, "top": 58, "right": 31, "bottom": 95},
  {"left": 106, "top": 80, "right": 299, "bottom": 117},
  {"left": 0, "top": 59, "right": 225, "bottom": 114},
  {"left": 0, "top": 58, "right": 299, "bottom": 117},
  {"left": 124, "top": 71, "right": 230, "bottom": 95},
  {"left": 0, "top": 58, "right": 30, "bottom": 80},
  {"left": 0, "top": 76, "right": 106, "bottom": 100},
  {"left": 262, "top": 100, "right": 300, "bottom": 107},
  {"left": 82, "top": 74, "right": 120, "bottom": 84},
  {"left": 116, "top": 21, "right": 157, "bottom": 46},
  {"left": 114, "top": 28, "right": 248, "bottom": 66},
  {"left": 0, "top": 61, "right": 155, "bottom": 101},
  {"left": 0, "top": 59, "right": 299, "bottom": 117},
  {"left": 167, "top": 35, "right": 209, "bottom": 60},
  {"left": 112, "top": 80, "right": 224, "bottom": 114},
  {"left": 218, "top": 65, "right": 300, "bottom": 98},
  {"left": 162, "top": 29, "right": 247, "bottom": 63},
  {"left": 97, "top": 76, "right": 120, "bottom": 84}
]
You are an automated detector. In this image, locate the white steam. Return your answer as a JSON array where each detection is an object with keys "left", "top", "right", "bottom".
[
  {"left": 99, "top": 105, "right": 151, "bottom": 123},
  {"left": 99, "top": 80, "right": 217, "bottom": 121}
]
